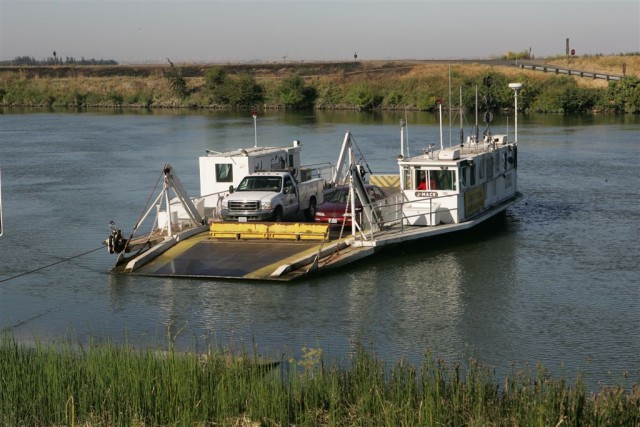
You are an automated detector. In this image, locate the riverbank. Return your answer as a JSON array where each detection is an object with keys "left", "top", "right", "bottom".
[
  {"left": 1, "top": 55, "right": 638, "bottom": 113},
  {"left": 1, "top": 333, "right": 638, "bottom": 426}
]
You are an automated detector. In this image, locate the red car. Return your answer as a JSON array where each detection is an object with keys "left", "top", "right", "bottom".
[{"left": 315, "top": 184, "right": 387, "bottom": 226}]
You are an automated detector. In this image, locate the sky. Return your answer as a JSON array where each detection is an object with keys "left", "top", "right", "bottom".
[{"left": 1, "top": 0, "right": 638, "bottom": 64}]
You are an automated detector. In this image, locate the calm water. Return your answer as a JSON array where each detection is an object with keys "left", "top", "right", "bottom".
[{"left": 0, "top": 109, "right": 638, "bottom": 390}]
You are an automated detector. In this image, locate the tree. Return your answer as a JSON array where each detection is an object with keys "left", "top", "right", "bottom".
[
  {"left": 278, "top": 75, "right": 317, "bottom": 109},
  {"left": 225, "top": 74, "right": 263, "bottom": 108},
  {"left": 204, "top": 67, "right": 229, "bottom": 104},
  {"left": 164, "top": 59, "right": 189, "bottom": 99},
  {"left": 560, "top": 86, "right": 602, "bottom": 113},
  {"left": 607, "top": 77, "right": 640, "bottom": 113}
]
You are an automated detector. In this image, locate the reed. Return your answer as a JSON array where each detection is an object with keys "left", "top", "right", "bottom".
[{"left": 0, "top": 332, "right": 638, "bottom": 426}]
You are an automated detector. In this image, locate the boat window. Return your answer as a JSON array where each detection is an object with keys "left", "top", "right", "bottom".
[
  {"left": 478, "top": 158, "right": 484, "bottom": 180},
  {"left": 215, "top": 164, "right": 233, "bottom": 183},
  {"left": 461, "top": 168, "right": 467, "bottom": 189},
  {"left": 470, "top": 164, "right": 476, "bottom": 186},
  {"left": 416, "top": 170, "right": 427, "bottom": 190},
  {"left": 486, "top": 156, "right": 494, "bottom": 179},
  {"left": 431, "top": 170, "right": 456, "bottom": 191},
  {"left": 402, "top": 167, "right": 411, "bottom": 190}
]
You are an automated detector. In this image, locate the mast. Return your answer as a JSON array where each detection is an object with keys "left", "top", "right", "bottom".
[
  {"left": 448, "top": 65, "right": 452, "bottom": 147},
  {"left": 459, "top": 86, "right": 464, "bottom": 146},
  {"left": 475, "top": 85, "right": 479, "bottom": 142},
  {"left": 439, "top": 100, "right": 444, "bottom": 151}
]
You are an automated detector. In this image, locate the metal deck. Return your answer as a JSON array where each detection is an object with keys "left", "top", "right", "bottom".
[{"left": 127, "top": 233, "right": 328, "bottom": 280}]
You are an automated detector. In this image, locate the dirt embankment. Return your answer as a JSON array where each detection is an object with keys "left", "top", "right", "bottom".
[{"left": 1, "top": 56, "right": 636, "bottom": 87}]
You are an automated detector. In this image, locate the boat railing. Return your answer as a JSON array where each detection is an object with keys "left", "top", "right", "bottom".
[
  {"left": 356, "top": 192, "right": 460, "bottom": 240},
  {"left": 300, "top": 162, "right": 335, "bottom": 185}
]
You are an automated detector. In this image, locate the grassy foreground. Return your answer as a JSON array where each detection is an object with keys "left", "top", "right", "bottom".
[{"left": 1, "top": 333, "right": 638, "bottom": 426}]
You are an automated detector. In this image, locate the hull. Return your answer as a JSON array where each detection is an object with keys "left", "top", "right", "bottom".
[{"left": 114, "top": 192, "right": 522, "bottom": 281}]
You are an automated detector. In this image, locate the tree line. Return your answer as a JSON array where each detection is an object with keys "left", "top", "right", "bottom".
[
  {"left": 1, "top": 62, "right": 638, "bottom": 113},
  {"left": 165, "top": 63, "right": 640, "bottom": 114},
  {"left": 0, "top": 56, "right": 118, "bottom": 66}
]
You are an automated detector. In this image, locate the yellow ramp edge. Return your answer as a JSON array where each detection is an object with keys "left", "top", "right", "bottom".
[
  {"left": 210, "top": 222, "right": 329, "bottom": 241},
  {"left": 369, "top": 174, "right": 400, "bottom": 188}
]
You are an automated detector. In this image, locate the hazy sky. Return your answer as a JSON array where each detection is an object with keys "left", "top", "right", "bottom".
[{"left": 1, "top": 0, "right": 638, "bottom": 63}]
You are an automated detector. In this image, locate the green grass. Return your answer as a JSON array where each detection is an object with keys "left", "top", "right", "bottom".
[{"left": 1, "top": 332, "right": 638, "bottom": 426}]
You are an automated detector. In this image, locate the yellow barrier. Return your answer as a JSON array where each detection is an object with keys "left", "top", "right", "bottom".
[
  {"left": 210, "top": 222, "right": 329, "bottom": 241},
  {"left": 210, "top": 222, "right": 269, "bottom": 239},
  {"left": 369, "top": 174, "right": 400, "bottom": 188},
  {"left": 267, "top": 223, "right": 329, "bottom": 241}
]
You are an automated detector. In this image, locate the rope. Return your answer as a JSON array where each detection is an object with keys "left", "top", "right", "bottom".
[
  {"left": 348, "top": 135, "right": 374, "bottom": 175},
  {"left": 0, "top": 246, "right": 104, "bottom": 285}
]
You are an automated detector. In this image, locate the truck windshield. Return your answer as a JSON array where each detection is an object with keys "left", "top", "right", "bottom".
[{"left": 236, "top": 176, "right": 282, "bottom": 192}]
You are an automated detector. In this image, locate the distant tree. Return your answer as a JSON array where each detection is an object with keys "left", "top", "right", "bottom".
[
  {"left": 560, "top": 86, "right": 602, "bottom": 113},
  {"left": 225, "top": 74, "right": 263, "bottom": 108},
  {"left": 277, "top": 75, "right": 317, "bottom": 109},
  {"left": 164, "top": 58, "right": 189, "bottom": 99},
  {"left": 204, "top": 67, "right": 229, "bottom": 104},
  {"left": 204, "top": 68, "right": 262, "bottom": 108},
  {"left": 607, "top": 76, "right": 640, "bottom": 113},
  {"left": 345, "top": 81, "right": 383, "bottom": 110}
]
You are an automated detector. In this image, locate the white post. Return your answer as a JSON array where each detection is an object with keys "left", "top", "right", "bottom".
[
  {"left": 438, "top": 101, "right": 444, "bottom": 151},
  {"left": 252, "top": 111, "right": 258, "bottom": 148},
  {"left": 514, "top": 90, "right": 518, "bottom": 143},
  {"left": 399, "top": 119, "right": 405, "bottom": 158},
  {"left": 508, "top": 83, "right": 523, "bottom": 143}
]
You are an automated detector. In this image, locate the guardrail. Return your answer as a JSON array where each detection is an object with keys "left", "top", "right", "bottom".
[{"left": 519, "top": 62, "right": 623, "bottom": 81}]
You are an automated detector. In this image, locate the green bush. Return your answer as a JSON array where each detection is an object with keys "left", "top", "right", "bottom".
[
  {"left": 345, "top": 81, "right": 383, "bottom": 110},
  {"left": 607, "top": 76, "right": 640, "bottom": 113},
  {"left": 277, "top": 75, "right": 317, "bottom": 109}
]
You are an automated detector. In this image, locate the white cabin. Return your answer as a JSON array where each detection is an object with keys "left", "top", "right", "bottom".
[
  {"left": 399, "top": 135, "right": 518, "bottom": 226},
  {"left": 198, "top": 141, "right": 303, "bottom": 210}
]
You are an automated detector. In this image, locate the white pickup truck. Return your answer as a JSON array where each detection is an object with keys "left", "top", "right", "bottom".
[{"left": 219, "top": 171, "right": 324, "bottom": 222}]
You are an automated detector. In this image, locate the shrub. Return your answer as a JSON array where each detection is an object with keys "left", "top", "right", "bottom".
[
  {"left": 277, "top": 75, "right": 317, "bottom": 109},
  {"left": 164, "top": 59, "right": 189, "bottom": 99},
  {"left": 607, "top": 76, "right": 640, "bottom": 113}
]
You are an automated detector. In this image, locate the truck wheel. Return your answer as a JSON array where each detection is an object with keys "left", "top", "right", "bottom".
[
  {"left": 273, "top": 207, "right": 284, "bottom": 222},
  {"left": 304, "top": 197, "right": 317, "bottom": 221}
]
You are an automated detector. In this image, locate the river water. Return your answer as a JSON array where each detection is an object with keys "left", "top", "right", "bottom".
[{"left": 0, "top": 109, "right": 638, "bottom": 390}]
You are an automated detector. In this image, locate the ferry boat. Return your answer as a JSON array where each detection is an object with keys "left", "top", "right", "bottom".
[{"left": 104, "top": 85, "right": 523, "bottom": 281}]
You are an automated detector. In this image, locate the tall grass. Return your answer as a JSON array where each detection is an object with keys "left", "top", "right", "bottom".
[{"left": 0, "top": 333, "right": 638, "bottom": 426}]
